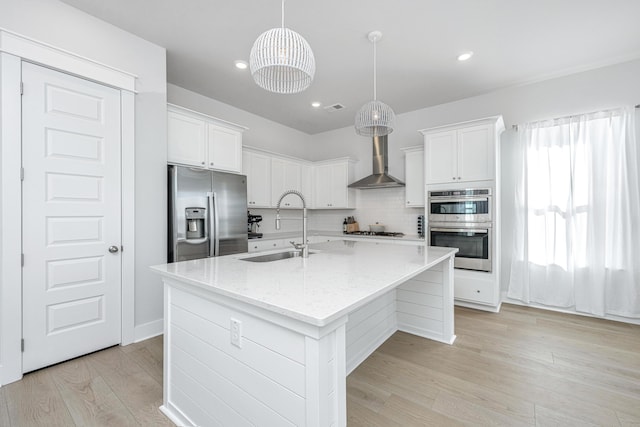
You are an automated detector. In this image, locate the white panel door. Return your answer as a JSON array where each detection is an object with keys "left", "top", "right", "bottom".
[{"left": 21, "top": 62, "right": 122, "bottom": 373}]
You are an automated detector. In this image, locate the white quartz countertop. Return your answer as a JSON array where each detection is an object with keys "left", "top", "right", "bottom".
[
  {"left": 151, "top": 240, "right": 457, "bottom": 327},
  {"left": 256, "top": 230, "right": 425, "bottom": 242}
]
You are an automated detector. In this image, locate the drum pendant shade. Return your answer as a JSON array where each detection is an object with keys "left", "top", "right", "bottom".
[
  {"left": 250, "top": 1, "right": 315, "bottom": 94},
  {"left": 355, "top": 31, "right": 395, "bottom": 137}
]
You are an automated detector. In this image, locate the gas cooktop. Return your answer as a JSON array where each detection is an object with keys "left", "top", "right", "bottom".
[{"left": 345, "top": 231, "right": 405, "bottom": 237}]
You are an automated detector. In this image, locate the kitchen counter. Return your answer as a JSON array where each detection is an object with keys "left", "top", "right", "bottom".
[
  {"left": 151, "top": 240, "right": 457, "bottom": 427},
  {"left": 256, "top": 229, "right": 426, "bottom": 242}
]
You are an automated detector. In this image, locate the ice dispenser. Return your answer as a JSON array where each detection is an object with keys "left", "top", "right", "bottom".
[{"left": 185, "top": 207, "right": 206, "bottom": 239}]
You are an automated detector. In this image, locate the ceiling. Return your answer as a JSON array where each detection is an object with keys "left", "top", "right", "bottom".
[{"left": 60, "top": 0, "right": 640, "bottom": 135}]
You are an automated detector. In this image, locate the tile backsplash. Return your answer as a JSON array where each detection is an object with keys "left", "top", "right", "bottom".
[
  {"left": 249, "top": 188, "right": 425, "bottom": 236},
  {"left": 311, "top": 187, "right": 425, "bottom": 235}
]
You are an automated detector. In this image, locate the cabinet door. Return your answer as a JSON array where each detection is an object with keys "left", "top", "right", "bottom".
[
  {"left": 300, "top": 163, "right": 313, "bottom": 208},
  {"left": 207, "top": 124, "right": 242, "bottom": 173},
  {"left": 313, "top": 164, "right": 333, "bottom": 208},
  {"left": 168, "top": 110, "right": 207, "bottom": 167},
  {"left": 271, "top": 158, "right": 302, "bottom": 208},
  {"left": 425, "top": 130, "right": 457, "bottom": 184},
  {"left": 404, "top": 149, "right": 425, "bottom": 207},
  {"left": 457, "top": 124, "right": 493, "bottom": 182},
  {"left": 328, "top": 163, "right": 349, "bottom": 207},
  {"left": 243, "top": 151, "right": 271, "bottom": 207}
]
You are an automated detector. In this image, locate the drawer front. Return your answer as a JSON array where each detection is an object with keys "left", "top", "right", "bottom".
[
  {"left": 248, "top": 239, "right": 287, "bottom": 253},
  {"left": 454, "top": 276, "right": 495, "bottom": 305}
]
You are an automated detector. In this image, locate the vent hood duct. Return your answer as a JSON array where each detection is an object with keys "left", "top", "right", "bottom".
[{"left": 348, "top": 135, "right": 405, "bottom": 189}]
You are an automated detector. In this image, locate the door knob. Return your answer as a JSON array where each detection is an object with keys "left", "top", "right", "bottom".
[{"left": 108, "top": 245, "right": 119, "bottom": 253}]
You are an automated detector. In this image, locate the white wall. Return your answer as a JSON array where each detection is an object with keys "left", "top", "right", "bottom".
[
  {"left": 0, "top": 0, "right": 167, "bottom": 337},
  {"left": 309, "top": 58, "right": 640, "bottom": 293}
]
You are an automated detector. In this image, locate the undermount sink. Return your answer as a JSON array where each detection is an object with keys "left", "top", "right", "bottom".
[{"left": 240, "top": 250, "right": 313, "bottom": 263}]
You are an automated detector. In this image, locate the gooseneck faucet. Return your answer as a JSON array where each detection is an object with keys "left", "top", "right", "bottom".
[{"left": 275, "top": 190, "right": 308, "bottom": 258}]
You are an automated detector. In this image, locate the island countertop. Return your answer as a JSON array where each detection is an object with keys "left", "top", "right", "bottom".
[{"left": 151, "top": 240, "right": 457, "bottom": 327}]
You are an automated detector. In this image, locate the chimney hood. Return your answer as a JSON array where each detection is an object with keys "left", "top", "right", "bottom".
[{"left": 348, "top": 135, "right": 405, "bottom": 189}]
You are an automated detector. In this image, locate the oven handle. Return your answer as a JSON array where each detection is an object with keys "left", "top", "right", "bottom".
[
  {"left": 429, "top": 197, "right": 490, "bottom": 203},
  {"left": 430, "top": 227, "right": 489, "bottom": 233}
]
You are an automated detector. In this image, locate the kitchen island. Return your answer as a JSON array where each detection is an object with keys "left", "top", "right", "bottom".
[{"left": 151, "top": 240, "right": 457, "bottom": 427}]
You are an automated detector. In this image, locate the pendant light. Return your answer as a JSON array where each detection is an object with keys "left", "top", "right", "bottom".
[
  {"left": 355, "top": 31, "right": 395, "bottom": 137},
  {"left": 250, "top": 0, "right": 315, "bottom": 94}
]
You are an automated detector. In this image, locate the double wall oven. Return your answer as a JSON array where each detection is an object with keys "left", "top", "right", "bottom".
[{"left": 428, "top": 189, "right": 492, "bottom": 272}]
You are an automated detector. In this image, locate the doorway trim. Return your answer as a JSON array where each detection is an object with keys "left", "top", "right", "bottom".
[{"left": 0, "top": 28, "right": 136, "bottom": 386}]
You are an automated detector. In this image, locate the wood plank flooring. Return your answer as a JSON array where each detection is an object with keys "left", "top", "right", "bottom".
[
  {"left": 1, "top": 304, "right": 639, "bottom": 426},
  {"left": 348, "top": 304, "right": 640, "bottom": 426},
  {"left": 0, "top": 336, "right": 172, "bottom": 427}
]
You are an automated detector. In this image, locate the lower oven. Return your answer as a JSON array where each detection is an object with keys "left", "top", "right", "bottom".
[{"left": 429, "top": 223, "right": 492, "bottom": 272}]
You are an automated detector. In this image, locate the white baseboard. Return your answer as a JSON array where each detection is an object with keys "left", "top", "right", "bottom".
[
  {"left": 160, "top": 403, "right": 194, "bottom": 427},
  {"left": 454, "top": 299, "right": 502, "bottom": 313},
  {"left": 133, "top": 318, "right": 164, "bottom": 343},
  {"left": 500, "top": 291, "right": 640, "bottom": 325},
  {"left": 398, "top": 324, "right": 457, "bottom": 345}
]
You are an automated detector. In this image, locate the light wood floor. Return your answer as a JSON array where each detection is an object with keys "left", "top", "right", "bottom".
[{"left": 2, "top": 304, "right": 639, "bottom": 426}]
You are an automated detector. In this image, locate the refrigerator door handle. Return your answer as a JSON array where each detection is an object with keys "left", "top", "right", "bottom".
[
  {"left": 177, "top": 237, "right": 208, "bottom": 245},
  {"left": 208, "top": 192, "right": 220, "bottom": 256}
]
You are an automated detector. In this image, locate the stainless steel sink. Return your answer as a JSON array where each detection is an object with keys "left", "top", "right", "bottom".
[{"left": 240, "top": 250, "right": 313, "bottom": 263}]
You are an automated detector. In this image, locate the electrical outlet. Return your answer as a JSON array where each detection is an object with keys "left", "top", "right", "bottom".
[{"left": 230, "top": 318, "right": 242, "bottom": 348}]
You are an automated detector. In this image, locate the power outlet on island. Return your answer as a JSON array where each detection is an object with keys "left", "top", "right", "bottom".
[{"left": 230, "top": 318, "right": 242, "bottom": 348}]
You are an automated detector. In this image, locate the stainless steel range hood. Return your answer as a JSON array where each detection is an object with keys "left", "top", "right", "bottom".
[{"left": 348, "top": 135, "right": 405, "bottom": 189}]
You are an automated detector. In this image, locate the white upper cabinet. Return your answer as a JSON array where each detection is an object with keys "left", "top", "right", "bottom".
[
  {"left": 313, "top": 159, "right": 356, "bottom": 209},
  {"left": 167, "top": 104, "right": 246, "bottom": 174},
  {"left": 243, "top": 149, "right": 272, "bottom": 208},
  {"left": 271, "top": 157, "right": 303, "bottom": 208},
  {"left": 420, "top": 117, "right": 503, "bottom": 185},
  {"left": 300, "top": 163, "right": 313, "bottom": 208},
  {"left": 167, "top": 109, "right": 207, "bottom": 167},
  {"left": 207, "top": 123, "right": 242, "bottom": 173},
  {"left": 401, "top": 146, "right": 425, "bottom": 207}
]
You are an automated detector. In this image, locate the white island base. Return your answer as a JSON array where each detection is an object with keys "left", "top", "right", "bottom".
[{"left": 152, "top": 241, "right": 457, "bottom": 427}]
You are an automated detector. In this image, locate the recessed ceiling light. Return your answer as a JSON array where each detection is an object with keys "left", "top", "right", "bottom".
[
  {"left": 234, "top": 60, "right": 248, "bottom": 70},
  {"left": 311, "top": 102, "right": 321, "bottom": 108},
  {"left": 457, "top": 51, "right": 474, "bottom": 62}
]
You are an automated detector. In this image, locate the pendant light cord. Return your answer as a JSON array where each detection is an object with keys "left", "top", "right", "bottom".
[
  {"left": 281, "top": 0, "right": 285, "bottom": 28},
  {"left": 372, "top": 37, "right": 377, "bottom": 101}
]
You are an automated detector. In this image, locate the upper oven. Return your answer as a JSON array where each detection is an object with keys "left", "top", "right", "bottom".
[{"left": 428, "top": 188, "right": 492, "bottom": 223}]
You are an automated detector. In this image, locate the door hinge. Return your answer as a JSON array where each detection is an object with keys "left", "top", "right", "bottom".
[
  {"left": 21, "top": 338, "right": 24, "bottom": 352},
  {"left": 20, "top": 167, "right": 24, "bottom": 181},
  {"left": 20, "top": 81, "right": 24, "bottom": 95},
  {"left": 21, "top": 253, "right": 24, "bottom": 267}
]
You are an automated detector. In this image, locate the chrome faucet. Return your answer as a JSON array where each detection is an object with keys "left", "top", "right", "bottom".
[{"left": 275, "top": 190, "right": 308, "bottom": 258}]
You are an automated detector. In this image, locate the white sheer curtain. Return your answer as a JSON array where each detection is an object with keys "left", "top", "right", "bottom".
[{"left": 508, "top": 107, "right": 640, "bottom": 318}]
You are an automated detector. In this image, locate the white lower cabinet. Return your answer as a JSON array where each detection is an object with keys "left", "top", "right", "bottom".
[
  {"left": 453, "top": 273, "right": 496, "bottom": 306},
  {"left": 248, "top": 239, "right": 288, "bottom": 253}
]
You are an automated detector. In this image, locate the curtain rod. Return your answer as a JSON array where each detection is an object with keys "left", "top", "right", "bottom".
[{"left": 511, "top": 105, "right": 640, "bottom": 130}]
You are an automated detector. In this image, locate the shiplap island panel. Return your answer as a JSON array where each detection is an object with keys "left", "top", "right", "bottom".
[{"left": 151, "top": 240, "right": 457, "bottom": 427}]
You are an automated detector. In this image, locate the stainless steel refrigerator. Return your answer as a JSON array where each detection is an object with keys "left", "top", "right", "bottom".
[{"left": 168, "top": 165, "right": 248, "bottom": 262}]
